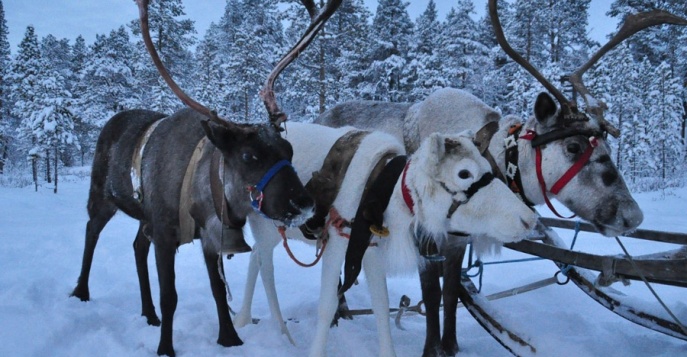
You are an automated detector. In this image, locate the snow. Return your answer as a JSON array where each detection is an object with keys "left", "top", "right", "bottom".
[{"left": 1, "top": 176, "right": 686, "bottom": 357}]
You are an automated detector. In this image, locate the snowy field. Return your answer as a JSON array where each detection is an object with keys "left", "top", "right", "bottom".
[{"left": 0, "top": 174, "right": 686, "bottom": 357}]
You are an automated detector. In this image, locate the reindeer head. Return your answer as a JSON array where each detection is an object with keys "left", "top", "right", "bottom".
[
  {"left": 407, "top": 131, "right": 537, "bottom": 247},
  {"left": 135, "top": 0, "right": 344, "bottom": 226},
  {"left": 488, "top": 0, "right": 686, "bottom": 236}
]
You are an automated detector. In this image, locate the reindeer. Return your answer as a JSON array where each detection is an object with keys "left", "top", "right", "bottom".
[
  {"left": 314, "top": 1, "right": 686, "bottom": 355},
  {"left": 69, "top": 0, "right": 339, "bottom": 355},
  {"left": 236, "top": 122, "right": 538, "bottom": 357}
]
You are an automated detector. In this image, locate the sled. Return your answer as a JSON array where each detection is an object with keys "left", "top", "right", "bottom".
[{"left": 453, "top": 217, "right": 687, "bottom": 356}]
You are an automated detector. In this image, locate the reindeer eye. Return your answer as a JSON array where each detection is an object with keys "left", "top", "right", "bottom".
[
  {"left": 242, "top": 152, "right": 258, "bottom": 163},
  {"left": 567, "top": 143, "right": 581, "bottom": 154},
  {"left": 458, "top": 170, "right": 472, "bottom": 180}
]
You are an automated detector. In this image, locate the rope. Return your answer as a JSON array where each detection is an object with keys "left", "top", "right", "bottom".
[
  {"left": 555, "top": 220, "right": 582, "bottom": 285},
  {"left": 279, "top": 226, "right": 327, "bottom": 267},
  {"left": 614, "top": 236, "right": 687, "bottom": 336}
]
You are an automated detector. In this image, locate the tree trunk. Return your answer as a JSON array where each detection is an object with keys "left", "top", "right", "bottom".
[
  {"left": 319, "top": 33, "right": 326, "bottom": 114},
  {"left": 0, "top": 137, "right": 6, "bottom": 175},
  {"left": 32, "top": 157, "right": 38, "bottom": 192},
  {"left": 54, "top": 146, "right": 58, "bottom": 194},
  {"left": 46, "top": 151, "right": 52, "bottom": 183}
]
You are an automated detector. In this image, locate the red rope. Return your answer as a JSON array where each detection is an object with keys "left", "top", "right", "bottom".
[
  {"left": 278, "top": 207, "right": 355, "bottom": 267},
  {"left": 279, "top": 225, "right": 326, "bottom": 267}
]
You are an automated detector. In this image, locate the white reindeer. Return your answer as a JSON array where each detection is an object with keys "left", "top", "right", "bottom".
[{"left": 236, "top": 122, "right": 537, "bottom": 357}]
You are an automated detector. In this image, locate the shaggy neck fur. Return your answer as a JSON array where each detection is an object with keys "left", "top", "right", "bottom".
[{"left": 489, "top": 115, "right": 546, "bottom": 206}]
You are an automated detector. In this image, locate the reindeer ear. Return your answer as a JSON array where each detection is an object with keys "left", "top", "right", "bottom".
[
  {"left": 534, "top": 92, "right": 558, "bottom": 127},
  {"left": 201, "top": 119, "right": 240, "bottom": 153}
]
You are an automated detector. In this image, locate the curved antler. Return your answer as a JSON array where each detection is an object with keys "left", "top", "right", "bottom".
[
  {"left": 260, "top": 0, "right": 343, "bottom": 129},
  {"left": 135, "top": 0, "right": 224, "bottom": 124},
  {"left": 569, "top": 10, "right": 687, "bottom": 137},
  {"left": 489, "top": 0, "right": 687, "bottom": 138},
  {"left": 488, "top": 0, "right": 572, "bottom": 114}
]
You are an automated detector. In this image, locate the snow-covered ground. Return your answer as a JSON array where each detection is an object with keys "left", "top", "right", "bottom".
[{"left": 1, "top": 175, "right": 685, "bottom": 357}]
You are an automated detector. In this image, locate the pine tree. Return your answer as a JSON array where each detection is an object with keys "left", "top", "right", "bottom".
[
  {"left": 405, "top": 0, "right": 446, "bottom": 101},
  {"left": 0, "top": 0, "right": 10, "bottom": 174},
  {"left": 221, "top": 0, "right": 285, "bottom": 122},
  {"left": 75, "top": 27, "right": 140, "bottom": 128},
  {"left": 651, "top": 61, "right": 685, "bottom": 188},
  {"left": 437, "top": 0, "right": 490, "bottom": 92},
  {"left": 359, "top": 0, "right": 414, "bottom": 102},
  {"left": 331, "top": 0, "right": 372, "bottom": 102},
  {"left": 8, "top": 26, "right": 43, "bottom": 188},
  {"left": 130, "top": 0, "right": 196, "bottom": 113}
]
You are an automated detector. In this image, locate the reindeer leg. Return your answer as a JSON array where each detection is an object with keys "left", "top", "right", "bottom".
[
  {"left": 133, "top": 222, "right": 160, "bottom": 326},
  {"left": 420, "top": 260, "right": 443, "bottom": 357},
  {"left": 155, "top": 239, "right": 178, "bottom": 357},
  {"left": 71, "top": 193, "right": 117, "bottom": 301},
  {"left": 441, "top": 245, "right": 467, "bottom": 356},
  {"left": 309, "top": 235, "right": 347, "bottom": 357},
  {"left": 203, "top": 248, "right": 243, "bottom": 348},
  {"left": 234, "top": 247, "right": 261, "bottom": 328},
  {"left": 257, "top": 239, "right": 295, "bottom": 344},
  {"left": 362, "top": 247, "right": 396, "bottom": 357}
]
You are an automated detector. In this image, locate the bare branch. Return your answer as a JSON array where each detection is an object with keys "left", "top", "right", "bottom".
[{"left": 260, "top": 0, "right": 343, "bottom": 128}]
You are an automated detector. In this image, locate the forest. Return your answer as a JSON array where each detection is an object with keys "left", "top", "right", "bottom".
[{"left": 0, "top": 0, "right": 685, "bottom": 193}]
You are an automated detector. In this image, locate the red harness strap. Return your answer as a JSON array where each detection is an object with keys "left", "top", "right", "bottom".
[
  {"left": 401, "top": 161, "right": 414, "bottom": 214},
  {"left": 522, "top": 130, "right": 598, "bottom": 219}
]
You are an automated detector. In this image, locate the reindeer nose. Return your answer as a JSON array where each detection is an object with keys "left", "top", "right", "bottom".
[{"left": 294, "top": 193, "right": 315, "bottom": 211}]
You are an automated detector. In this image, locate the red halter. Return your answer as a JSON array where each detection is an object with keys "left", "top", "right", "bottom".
[{"left": 520, "top": 130, "right": 599, "bottom": 219}]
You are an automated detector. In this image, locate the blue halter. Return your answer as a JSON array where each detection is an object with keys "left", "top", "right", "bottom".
[{"left": 249, "top": 159, "right": 294, "bottom": 215}]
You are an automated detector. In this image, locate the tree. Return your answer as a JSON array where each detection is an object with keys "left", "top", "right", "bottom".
[
  {"left": 0, "top": 0, "right": 10, "bottom": 174},
  {"left": 130, "top": 0, "right": 196, "bottom": 113},
  {"left": 359, "top": 0, "right": 414, "bottom": 102},
  {"left": 405, "top": 0, "right": 446, "bottom": 101},
  {"left": 8, "top": 26, "right": 43, "bottom": 188},
  {"left": 74, "top": 27, "right": 140, "bottom": 128},
  {"left": 437, "top": 0, "right": 490, "bottom": 91},
  {"left": 221, "top": 0, "right": 285, "bottom": 122}
]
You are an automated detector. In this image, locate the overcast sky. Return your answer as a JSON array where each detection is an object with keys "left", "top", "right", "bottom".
[{"left": 4, "top": 0, "right": 618, "bottom": 53}]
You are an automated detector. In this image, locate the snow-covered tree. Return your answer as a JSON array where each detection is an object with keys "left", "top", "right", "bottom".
[
  {"left": 75, "top": 27, "right": 140, "bottom": 128},
  {"left": 0, "top": 0, "right": 10, "bottom": 174},
  {"left": 437, "top": 0, "right": 490, "bottom": 92},
  {"left": 220, "top": 0, "right": 285, "bottom": 122},
  {"left": 404, "top": 0, "right": 446, "bottom": 102},
  {"left": 130, "top": 0, "right": 196, "bottom": 113},
  {"left": 359, "top": 0, "right": 414, "bottom": 102}
]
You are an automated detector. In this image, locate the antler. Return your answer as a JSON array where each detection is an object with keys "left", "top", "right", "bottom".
[
  {"left": 135, "top": 0, "right": 224, "bottom": 124},
  {"left": 260, "top": 0, "right": 343, "bottom": 129},
  {"left": 569, "top": 10, "right": 687, "bottom": 137},
  {"left": 488, "top": 0, "right": 687, "bottom": 138}
]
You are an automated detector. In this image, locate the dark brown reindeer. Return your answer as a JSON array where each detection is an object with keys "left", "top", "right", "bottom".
[
  {"left": 315, "top": 1, "right": 687, "bottom": 355},
  {"left": 68, "top": 0, "right": 349, "bottom": 355}
]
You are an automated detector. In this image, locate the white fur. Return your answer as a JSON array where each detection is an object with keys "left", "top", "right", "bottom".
[{"left": 237, "top": 123, "right": 537, "bottom": 357}]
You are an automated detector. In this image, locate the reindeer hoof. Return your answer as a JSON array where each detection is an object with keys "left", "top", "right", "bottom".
[
  {"left": 156, "top": 343, "right": 175, "bottom": 357},
  {"left": 70, "top": 285, "right": 90, "bottom": 302}
]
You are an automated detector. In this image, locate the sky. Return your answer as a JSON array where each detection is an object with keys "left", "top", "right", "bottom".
[{"left": 3, "top": 0, "right": 618, "bottom": 53}]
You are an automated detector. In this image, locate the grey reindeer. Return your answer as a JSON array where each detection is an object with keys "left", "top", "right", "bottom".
[
  {"left": 312, "top": 0, "right": 687, "bottom": 355},
  {"left": 68, "top": 0, "right": 348, "bottom": 355}
]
